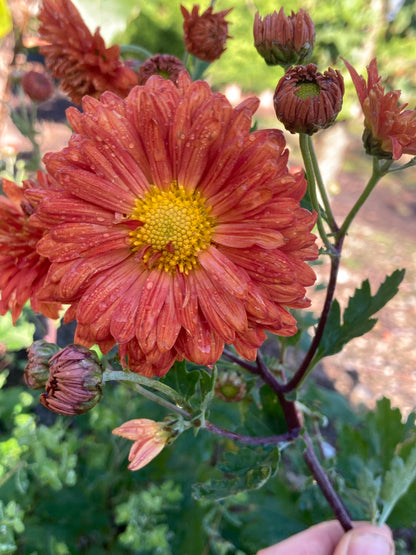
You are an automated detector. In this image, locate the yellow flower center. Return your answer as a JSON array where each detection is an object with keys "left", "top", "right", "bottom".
[{"left": 128, "top": 182, "right": 216, "bottom": 274}]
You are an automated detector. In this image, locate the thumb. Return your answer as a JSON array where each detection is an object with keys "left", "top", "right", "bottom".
[{"left": 334, "top": 524, "right": 394, "bottom": 555}]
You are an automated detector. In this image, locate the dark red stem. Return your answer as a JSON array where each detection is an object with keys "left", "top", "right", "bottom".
[{"left": 282, "top": 236, "right": 344, "bottom": 393}]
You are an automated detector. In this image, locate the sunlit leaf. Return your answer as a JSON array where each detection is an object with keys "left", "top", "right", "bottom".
[{"left": 317, "top": 269, "right": 405, "bottom": 359}]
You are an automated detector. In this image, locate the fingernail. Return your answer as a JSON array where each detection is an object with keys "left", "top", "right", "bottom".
[{"left": 347, "top": 532, "right": 393, "bottom": 555}]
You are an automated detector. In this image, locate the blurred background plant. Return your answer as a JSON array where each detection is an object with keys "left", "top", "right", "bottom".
[{"left": 0, "top": 0, "right": 415, "bottom": 553}]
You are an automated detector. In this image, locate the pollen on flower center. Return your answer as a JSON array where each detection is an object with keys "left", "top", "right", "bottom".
[{"left": 128, "top": 182, "right": 216, "bottom": 273}]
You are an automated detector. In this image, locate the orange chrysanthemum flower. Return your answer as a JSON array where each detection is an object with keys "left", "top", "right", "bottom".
[
  {"left": 343, "top": 58, "right": 416, "bottom": 160},
  {"left": 29, "top": 72, "right": 317, "bottom": 377},
  {"left": 181, "top": 4, "right": 232, "bottom": 62},
  {"left": 112, "top": 419, "right": 170, "bottom": 471},
  {"left": 0, "top": 175, "right": 61, "bottom": 323},
  {"left": 37, "top": 0, "right": 138, "bottom": 104}
]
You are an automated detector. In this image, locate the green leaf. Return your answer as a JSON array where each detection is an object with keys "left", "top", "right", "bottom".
[
  {"left": 192, "top": 446, "right": 279, "bottom": 500},
  {"left": 379, "top": 442, "right": 416, "bottom": 525},
  {"left": 336, "top": 398, "right": 416, "bottom": 524},
  {"left": 72, "top": 0, "right": 140, "bottom": 44},
  {"left": 161, "top": 360, "right": 212, "bottom": 406},
  {"left": 317, "top": 269, "right": 405, "bottom": 359},
  {"left": 0, "top": 311, "right": 35, "bottom": 351}
]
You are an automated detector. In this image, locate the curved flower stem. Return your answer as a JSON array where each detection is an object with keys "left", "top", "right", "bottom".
[
  {"left": 222, "top": 348, "right": 260, "bottom": 373},
  {"left": 335, "top": 156, "right": 391, "bottom": 241},
  {"left": 120, "top": 44, "right": 153, "bottom": 59},
  {"left": 203, "top": 422, "right": 299, "bottom": 445},
  {"left": 299, "top": 133, "right": 334, "bottom": 253},
  {"left": 103, "top": 369, "right": 189, "bottom": 409},
  {"left": 307, "top": 135, "right": 339, "bottom": 233},
  {"left": 303, "top": 433, "right": 353, "bottom": 531},
  {"left": 281, "top": 236, "right": 344, "bottom": 393},
  {"left": 256, "top": 355, "right": 352, "bottom": 530},
  {"left": 105, "top": 367, "right": 298, "bottom": 446}
]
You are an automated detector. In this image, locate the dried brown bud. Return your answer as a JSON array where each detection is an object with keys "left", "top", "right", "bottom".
[
  {"left": 254, "top": 8, "right": 315, "bottom": 68},
  {"left": 181, "top": 4, "right": 232, "bottom": 63},
  {"left": 138, "top": 54, "right": 186, "bottom": 86},
  {"left": 24, "top": 340, "right": 60, "bottom": 389},
  {"left": 215, "top": 371, "right": 246, "bottom": 402},
  {"left": 21, "top": 70, "right": 54, "bottom": 102},
  {"left": 40, "top": 344, "right": 103, "bottom": 415},
  {"left": 274, "top": 64, "right": 344, "bottom": 135}
]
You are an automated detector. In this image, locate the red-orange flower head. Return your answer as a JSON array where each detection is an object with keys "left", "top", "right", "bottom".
[
  {"left": 181, "top": 4, "right": 232, "bottom": 62},
  {"left": 21, "top": 69, "right": 54, "bottom": 102},
  {"left": 253, "top": 8, "right": 315, "bottom": 69},
  {"left": 343, "top": 58, "right": 416, "bottom": 160},
  {"left": 112, "top": 419, "right": 171, "bottom": 471},
  {"left": 37, "top": 0, "right": 138, "bottom": 104},
  {"left": 138, "top": 54, "right": 186, "bottom": 86},
  {"left": 39, "top": 344, "right": 104, "bottom": 416},
  {"left": 274, "top": 64, "right": 344, "bottom": 135},
  {"left": 29, "top": 72, "right": 318, "bottom": 377},
  {"left": 0, "top": 175, "right": 61, "bottom": 323}
]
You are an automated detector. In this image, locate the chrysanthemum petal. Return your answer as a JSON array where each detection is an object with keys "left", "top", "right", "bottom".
[{"left": 136, "top": 270, "right": 171, "bottom": 354}]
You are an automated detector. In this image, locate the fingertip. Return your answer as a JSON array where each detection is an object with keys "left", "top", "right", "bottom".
[{"left": 335, "top": 525, "right": 394, "bottom": 555}]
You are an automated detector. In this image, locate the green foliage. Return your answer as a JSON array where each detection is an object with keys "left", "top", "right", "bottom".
[
  {"left": 0, "top": 310, "right": 34, "bottom": 351},
  {"left": 193, "top": 446, "right": 280, "bottom": 500},
  {"left": 316, "top": 269, "right": 405, "bottom": 360},
  {"left": 115, "top": 481, "right": 182, "bottom": 553},
  {"left": 1, "top": 364, "right": 415, "bottom": 554},
  {"left": 336, "top": 398, "right": 416, "bottom": 526}
]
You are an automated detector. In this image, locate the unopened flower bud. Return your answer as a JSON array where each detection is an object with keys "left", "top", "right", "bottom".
[
  {"left": 254, "top": 8, "right": 315, "bottom": 68},
  {"left": 40, "top": 344, "right": 103, "bottom": 415},
  {"left": 181, "top": 4, "right": 232, "bottom": 62},
  {"left": 21, "top": 70, "right": 54, "bottom": 102},
  {"left": 24, "top": 340, "right": 60, "bottom": 389},
  {"left": 138, "top": 54, "right": 186, "bottom": 86},
  {"left": 112, "top": 418, "right": 171, "bottom": 471},
  {"left": 215, "top": 371, "right": 246, "bottom": 402},
  {"left": 274, "top": 64, "right": 344, "bottom": 135}
]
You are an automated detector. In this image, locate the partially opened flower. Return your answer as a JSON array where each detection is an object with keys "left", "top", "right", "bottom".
[
  {"left": 274, "top": 64, "right": 344, "bottom": 134},
  {"left": 40, "top": 344, "right": 104, "bottom": 415},
  {"left": 29, "top": 72, "right": 317, "bottom": 377},
  {"left": 0, "top": 175, "right": 61, "bottom": 323},
  {"left": 37, "top": 0, "right": 138, "bottom": 104},
  {"left": 253, "top": 8, "right": 315, "bottom": 68},
  {"left": 343, "top": 58, "right": 416, "bottom": 160},
  {"left": 112, "top": 419, "right": 170, "bottom": 471},
  {"left": 138, "top": 54, "right": 186, "bottom": 86},
  {"left": 181, "top": 4, "right": 232, "bottom": 62}
]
